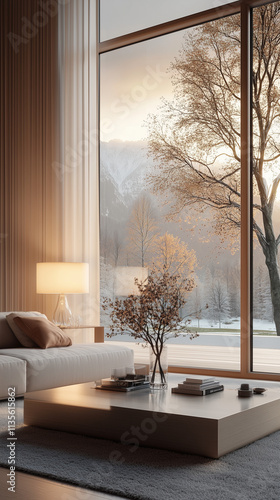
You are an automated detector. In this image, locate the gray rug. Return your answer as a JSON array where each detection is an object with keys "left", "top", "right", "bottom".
[{"left": 0, "top": 398, "right": 279, "bottom": 500}]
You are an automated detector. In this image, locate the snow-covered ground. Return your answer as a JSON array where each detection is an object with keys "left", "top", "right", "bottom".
[{"left": 185, "top": 317, "right": 276, "bottom": 333}]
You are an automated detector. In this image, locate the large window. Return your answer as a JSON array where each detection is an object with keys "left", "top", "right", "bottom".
[
  {"left": 100, "top": 13, "right": 241, "bottom": 371},
  {"left": 99, "top": 0, "right": 280, "bottom": 380}
]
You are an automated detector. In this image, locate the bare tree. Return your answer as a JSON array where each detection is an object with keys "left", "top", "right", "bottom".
[
  {"left": 223, "top": 263, "right": 240, "bottom": 318},
  {"left": 127, "top": 194, "right": 158, "bottom": 267},
  {"left": 100, "top": 231, "right": 112, "bottom": 266},
  {"left": 112, "top": 230, "right": 123, "bottom": 266},
  {"left": 253, "top": 264, "right": 273, "bottom": 321},
  {"left": 209, "top": 280, "right": 230, "bottom": 329},
  {"left": 147, "top": 5, "right": 280, "bottom": 334},
  {"left": 191, "top": 286, "right": 203, "bottom": 328}
]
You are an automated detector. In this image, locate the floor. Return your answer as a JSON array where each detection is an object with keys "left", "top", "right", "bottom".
[{"left": 0, "top": 467, "right": 128, "bottom": 500}]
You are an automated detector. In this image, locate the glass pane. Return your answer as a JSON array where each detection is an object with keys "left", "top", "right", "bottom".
[
  {"left": 252, "top": 2, "right": 280, "bottom": 373},
  {"left": 100, "top": 15, "right": 240, "bottom": 371},
  {"left": 100, "top": 0, "right": 234, "bottom": 41}
]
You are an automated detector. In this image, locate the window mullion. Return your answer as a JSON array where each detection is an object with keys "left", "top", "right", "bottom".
[{"left": 240, "top": 2, "right": 251, "bottom": 376}]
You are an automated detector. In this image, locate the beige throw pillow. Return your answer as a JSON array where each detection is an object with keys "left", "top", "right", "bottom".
[
  {"left": 11, "top": 316, "right": 72, "bottom": 349},
  {"left": 0, "top": 313, "right": 22, "bottom": 348},
  {"left": 6, "top": 313, "right": 38, "bottom": 348}
]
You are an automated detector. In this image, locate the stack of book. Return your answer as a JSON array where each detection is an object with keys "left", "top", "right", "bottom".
[
  {"left": 96, "top": 374, "right": 150, "bottom": 392},
  {"left": 172, "top": 376, "right": 224, "bottom": 396}
]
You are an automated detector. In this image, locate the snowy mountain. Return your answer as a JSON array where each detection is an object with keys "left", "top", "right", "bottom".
[
  {"left": 100, "top": 138, "right": 240, "bottom": 266},
  {"left": 100, "top": 140, "right": 150, "bottom": 206}
]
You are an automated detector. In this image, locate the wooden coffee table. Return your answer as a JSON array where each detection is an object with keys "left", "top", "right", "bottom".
[{"left": 24, "top": 375, "right": 280, "bottom": 458}]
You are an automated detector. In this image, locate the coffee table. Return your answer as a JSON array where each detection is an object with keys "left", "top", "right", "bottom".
[{"left": 24, "top": 375, "right": 280, "bottom": 458}]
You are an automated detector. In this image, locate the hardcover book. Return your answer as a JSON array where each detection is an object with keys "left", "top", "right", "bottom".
[
  {"left": 100, "top": 377, "right": 147, "bottom": 388},
  {"left": 183, "top": 376, "right": 216, "bottom": 385},
  {"left": 96, "top": 381, "right": 150, "bottom": 392},
  {"left": 96, "top": 375, "right": 150, "bottom": 392},
  {"left": 178, "top": 381, "right": 220, "bottom": 391},
  {"left": 172, "top": 384, "right": 224, "bottom": 396}
]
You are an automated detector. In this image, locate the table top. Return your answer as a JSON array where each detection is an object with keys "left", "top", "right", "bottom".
[{"left": 25, "top": 374, "right": 280, "bottom": 421}]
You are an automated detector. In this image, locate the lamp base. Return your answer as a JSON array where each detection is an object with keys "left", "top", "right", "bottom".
[{"left": 53, "top": 294, "right": 73, "bottom": 327}]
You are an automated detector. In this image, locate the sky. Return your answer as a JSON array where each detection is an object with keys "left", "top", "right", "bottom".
[
  {"left": 100, "top": 29, "right": 186, "bottom": 142},
  {"left": 99, "top": 0, "right": 234, "bottom": 143},
  {"left": 99, "top": 0, "right": 280, "bottom": 204}
]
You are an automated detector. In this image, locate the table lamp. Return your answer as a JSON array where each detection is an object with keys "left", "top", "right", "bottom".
[{"left": 36, "top": 262, "right": 89, "bottom": 326}]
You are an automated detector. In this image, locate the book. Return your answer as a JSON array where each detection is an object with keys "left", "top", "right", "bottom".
[
  {"left": 96, "top": 382, "right": 150, "bottom": 392},
  {"left": 184, "top": 379, "right": 219, "bottom": 386},
  {"left": 172, "top": 384, "right": 224, "bottom": 396},
  {"left": 178, "top": 381, "right": 220, "bottom": 391},
  {"left": 100, "top": 376, "right": 147, "bottom": 388},
  {"left": 183, "top": 376, "right": 216, "bottom": 385}
]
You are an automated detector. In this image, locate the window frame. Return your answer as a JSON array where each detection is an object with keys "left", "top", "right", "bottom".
[{"left": 97, "top": 0, "right": 280, "bottom": 382}]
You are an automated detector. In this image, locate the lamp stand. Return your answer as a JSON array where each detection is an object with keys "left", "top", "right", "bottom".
[{"left": 53, "top": 294, "right": 73, "bottom": 327}]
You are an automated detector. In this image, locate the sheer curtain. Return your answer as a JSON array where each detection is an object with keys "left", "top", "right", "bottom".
[
  {"left": 57, "top": 0, "right": 99, "bottom": 327},
  {"left": 0, "top": 0, "right": 99, "bottom": 327}
]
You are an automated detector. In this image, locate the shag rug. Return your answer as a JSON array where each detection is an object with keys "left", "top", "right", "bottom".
[{"left": 0, "top": 398, "right": 280, "bottom": 500}]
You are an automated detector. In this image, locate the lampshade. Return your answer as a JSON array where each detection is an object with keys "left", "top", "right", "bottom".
[{"left": 36, "top": 262, "right": 89, "bottom": 294}]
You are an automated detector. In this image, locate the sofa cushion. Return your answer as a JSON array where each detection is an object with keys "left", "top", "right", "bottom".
[
  {"left": 6, "top": 313, "right": 38, "bottom": 347},
  {"left": 0, "top": 355, "right": 26, "bottom": 399},
  {"left": 12, "top": 316, "right": 72, "bottom": 349},
  {"left": 0, "top": 344, "right": 134, "bottom": 392},
  {"left": 0, "top": 311, "right": 47, "bottom": 349}
]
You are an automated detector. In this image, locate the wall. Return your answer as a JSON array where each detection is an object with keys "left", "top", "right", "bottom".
[{"left": 0, "top": 0, "right": 99, "bottom": 325}]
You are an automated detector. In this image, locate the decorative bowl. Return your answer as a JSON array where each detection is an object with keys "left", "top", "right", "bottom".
[{"left": 253, "top": 387, "right": 266, "bottom": 394}]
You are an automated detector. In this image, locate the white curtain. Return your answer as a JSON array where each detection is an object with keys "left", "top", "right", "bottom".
[
  {"left": 0, "top": 0, "right": 99, "bottom": 327},
  {"left": 57, "top": 0, "right": 99, "bottom": 327}
]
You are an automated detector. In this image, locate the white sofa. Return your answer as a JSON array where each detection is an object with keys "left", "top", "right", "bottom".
[{"left": 0, "top": 312, "right": 134, "bottom": 399}]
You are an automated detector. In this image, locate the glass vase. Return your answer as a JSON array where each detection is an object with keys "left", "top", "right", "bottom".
[{"left": 149, "top": 344, "right": 168, "bottom": 389}]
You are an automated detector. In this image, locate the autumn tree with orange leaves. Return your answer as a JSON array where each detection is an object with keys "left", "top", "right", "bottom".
[{"left": 152, "top": 232, "right": 196, "bottom": 288}]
